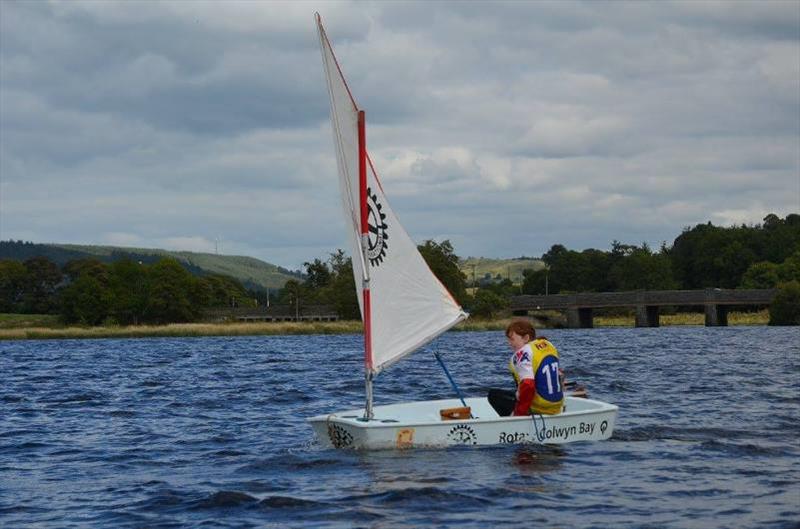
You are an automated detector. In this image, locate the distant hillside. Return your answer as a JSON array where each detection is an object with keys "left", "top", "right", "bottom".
[
  {"left": 0, "top": 241, "right": 301, "bottom": 290},
  {"left": 460, "top": 257, "right": 543, "bottom": 285},
  {"left": 1, "top": 240, "right": 546, "bottom": 290}
]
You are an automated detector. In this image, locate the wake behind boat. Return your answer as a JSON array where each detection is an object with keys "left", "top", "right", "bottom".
[{"left": 310, "top": 14, "right": 618, "bottom": 450}]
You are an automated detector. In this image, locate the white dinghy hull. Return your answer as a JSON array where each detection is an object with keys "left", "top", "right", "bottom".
[{"left": 309, "top": 396, "right": 618, "bottom": 450}]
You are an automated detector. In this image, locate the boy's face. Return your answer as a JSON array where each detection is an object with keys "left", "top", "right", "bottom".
[{"left": 506, "top": 331, "right": 529, "bottom": 351}]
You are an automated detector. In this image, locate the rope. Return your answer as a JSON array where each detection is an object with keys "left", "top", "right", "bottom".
[
  {"left": 531, "top": 412, "right": 547, "bottom": 442},
  {"left": 433, "top": 351, "right": 472, "bottom": 417}
]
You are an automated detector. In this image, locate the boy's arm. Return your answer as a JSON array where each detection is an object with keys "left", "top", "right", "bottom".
[{"left": 513, "top": 378, "right": 535, "bottom": 416}]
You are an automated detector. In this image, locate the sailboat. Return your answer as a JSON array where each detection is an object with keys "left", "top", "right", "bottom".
[{"left": 308, "top": 14, "right": 618, "bottom": 450}]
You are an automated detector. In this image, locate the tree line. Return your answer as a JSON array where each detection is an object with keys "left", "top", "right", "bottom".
[
  {"left": 277, "top": 241, "right": 468, "bottom": 321},
  {"left": 514, "top": 213, "right": 798, "bottom": 324},
  {"left": 519, "top": 213, "right": 799, "bottom": 295},
  {"left": 0, "top": 257, "right": 255, "bottom": 325},
  {"left": 1, "top": 213, "right": 797, "bottom": 325}
]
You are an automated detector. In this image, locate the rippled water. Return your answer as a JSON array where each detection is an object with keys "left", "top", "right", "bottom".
[{"left": 1, "top": 327, "right": 798, "bottom": 528}]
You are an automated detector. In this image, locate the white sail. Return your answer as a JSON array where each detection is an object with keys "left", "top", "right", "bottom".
[
  {"left": 317, "top": 15, "right": 362, "bottom": 281},
  {"left": 362, "top": 157, "right": 468, "bottom": 373},
  {"left": 317, "top": 15, "right": 467, "bottom": 375}
]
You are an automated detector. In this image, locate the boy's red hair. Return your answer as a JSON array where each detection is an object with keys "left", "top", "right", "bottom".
[{"left": 505, "top": 319, "right": 535, "bottom": 341}]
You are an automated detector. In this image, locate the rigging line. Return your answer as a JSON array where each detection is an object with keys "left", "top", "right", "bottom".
[
  {"left": 531, "top": 412, "right": 547, "bottom": 442},
  {"left": 433, "top": 351, "right": 472, "bottom": 417}
]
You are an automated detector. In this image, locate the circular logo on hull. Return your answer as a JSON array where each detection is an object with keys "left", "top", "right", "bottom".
[
  {"left": 446, "top": 424, "right": 477, "bottom": 445},
  {"left": 366, "top": 187, "right": 388, "bottom": 267}
]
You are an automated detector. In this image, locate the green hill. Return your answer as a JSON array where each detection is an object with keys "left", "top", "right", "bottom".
[
  {"left": 0, "top": 241, "right": 300, "bottom": 290},
  {"left": 460, "top": 257, "right": 544, "bottom": 285},
  {"left": 1, "top": 241, "right": 545, "bottom": 291}
]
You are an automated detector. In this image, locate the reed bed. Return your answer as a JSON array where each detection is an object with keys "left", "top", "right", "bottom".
[
  {"left": 454, "top": 310, "right": 767, "bottom": 330},
  {"left": 0, "top": 310, "right": 769, "bottom": 340},
  {"left": 0, "top": 321, "right": 364, "bottom": 341},
  {"left": 593, "top": 310, "right": 769, "bottom": 327}
]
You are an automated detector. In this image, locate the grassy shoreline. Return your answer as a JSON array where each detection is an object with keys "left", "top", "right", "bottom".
[{"left": 0, "top": 310, "right": 770, "bottom": 340}]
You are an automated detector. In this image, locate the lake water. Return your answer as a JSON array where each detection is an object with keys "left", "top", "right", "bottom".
[{"left": 1, "top": 327, "right": 798, "bottom": 528}]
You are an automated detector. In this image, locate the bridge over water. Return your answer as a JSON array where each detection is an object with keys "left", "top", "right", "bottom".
[
  {"left": 510, "top": 288, "right": 777, "bottom": 328},
  {"left": 205, "top": 305, "right": 339, "bottom": 323}
]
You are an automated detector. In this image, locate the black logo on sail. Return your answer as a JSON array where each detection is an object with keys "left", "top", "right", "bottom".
[{"left": 366, "top": 187, "right": 388, "bottom": 266}]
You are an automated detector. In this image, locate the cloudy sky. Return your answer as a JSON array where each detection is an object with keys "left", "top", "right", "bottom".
[{"left": 1, "top": 1, "right": 798, "bottom": 269}]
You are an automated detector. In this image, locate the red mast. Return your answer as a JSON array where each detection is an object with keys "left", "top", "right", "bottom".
[
  {"left": 359, "top": 110, "right": 374, "bottom": 420},
  {"left": 358, "top": 111, "right": 373, "bottom": 375}
]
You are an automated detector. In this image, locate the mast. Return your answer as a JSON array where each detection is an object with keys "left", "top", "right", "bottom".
[{"left": 358, "top": 110, "right": 374, "bottom": 421}]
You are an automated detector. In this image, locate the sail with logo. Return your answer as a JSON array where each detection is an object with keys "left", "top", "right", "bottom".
[
  {"left": 309, "top": 14, "right": 618, "bottom": 449},
  {"left": 317, "top": 13, "right": 467, "bottom": 405}
]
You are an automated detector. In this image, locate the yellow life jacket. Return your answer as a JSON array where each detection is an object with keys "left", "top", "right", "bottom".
[{"left": 508, "top": 338, "right": 564, "bottom": 415}]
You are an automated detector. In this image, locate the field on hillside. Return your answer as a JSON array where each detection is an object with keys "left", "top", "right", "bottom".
[
  {"left": 54, "top": 244, "right": 298, "bottom": 289},
  {"left": 460, "top": 257, "right": 543, "bottom": 285}
]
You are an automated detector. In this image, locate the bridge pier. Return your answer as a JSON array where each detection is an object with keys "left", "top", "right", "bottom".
[
  {"left": 567, "top": 308, "right": 593, "bottom": 328},
  {"left": 635, "top": 305, "right": 660, "bottom": 327},
  {"left": 704, "top": 304, "right": 728, "bottom": 326},
  {"left": 704, "top": 288, "right": 729, "bottom": 326}
]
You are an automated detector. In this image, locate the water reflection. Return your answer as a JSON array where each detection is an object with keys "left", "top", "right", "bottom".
[
  {"left": 350, "top": 443, "right": 567, "bottom": 501},
  {"left": 511, "top": 445, "right": 565, "bottom": 475}
]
